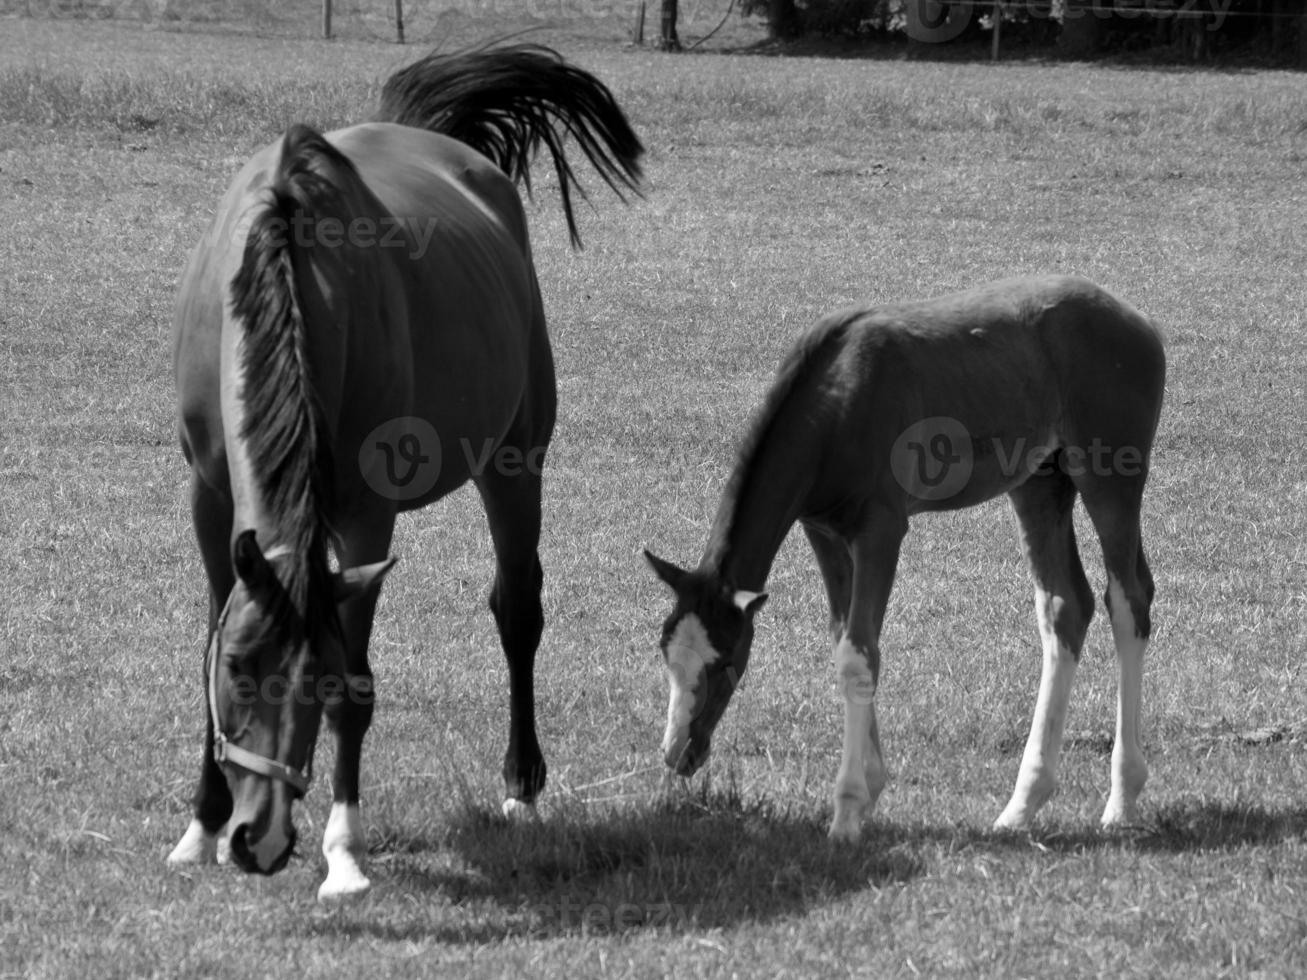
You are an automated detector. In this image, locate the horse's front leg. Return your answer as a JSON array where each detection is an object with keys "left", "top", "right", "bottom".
[
  {"left": 828, "top": 516, "right": 906, "bottom": 843},
  {"left": 168, "top": 474, "right": 234, "bottom": 867},
  {"left": 317, "top": 522, "right": 395, "bottom": 903}
]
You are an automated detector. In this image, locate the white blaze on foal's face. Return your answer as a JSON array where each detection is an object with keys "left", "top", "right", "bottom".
[{"left": 661, "top": 613, "right": 718, "bottom": 762}]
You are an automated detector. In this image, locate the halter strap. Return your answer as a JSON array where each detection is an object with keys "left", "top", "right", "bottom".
[{"left": 206, "top": 545, "right": 311, "bottom": 796}]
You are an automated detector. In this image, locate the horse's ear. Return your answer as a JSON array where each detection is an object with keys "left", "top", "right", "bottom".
[
  {"left": 232, "top": 530, "right": 274, "bottom": 591},
  {"left": 644, "top": 549, "right": 689, "bottom": 592},
  {"left": 732, "top": 590, "right": 768, "bottom": 617},
  {"left": 334, "top": 557, "right": 397, "bottom": 602}
]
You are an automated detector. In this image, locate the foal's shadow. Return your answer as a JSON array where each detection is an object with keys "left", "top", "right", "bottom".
[{"left": 305, "top": 795, "right": 1307, "bottom": 943}]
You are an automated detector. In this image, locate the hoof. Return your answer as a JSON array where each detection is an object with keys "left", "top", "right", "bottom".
[
  {"left": 993, "top": 807, "right": 1033, "bottom": 833},
  {"left": 827, "top": 811, "right": 864, "bottom": 843},
  {"left": 166, "top": 819, "right": 217, "bottom": 865},
  {"left": 502, "top": 798, "right": 538, "bottom": 822},
  {"left": 318, "top": 868, "right": 371, "bottom": 903},
  {"left": 1100, "top": 799, "right": 1142, "bottom": 830}
]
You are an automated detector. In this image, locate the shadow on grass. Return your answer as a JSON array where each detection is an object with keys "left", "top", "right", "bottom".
[
  {"left": 299, "top": 792, "right": 1306, "bottom": 943},
  {"left": 304, "top": 786, "right": 923, "bottom": 942}
]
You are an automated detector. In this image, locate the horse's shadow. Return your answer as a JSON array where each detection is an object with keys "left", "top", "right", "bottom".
[{"left": 302, "top": 794, "right": 1306, "bottom": 943}]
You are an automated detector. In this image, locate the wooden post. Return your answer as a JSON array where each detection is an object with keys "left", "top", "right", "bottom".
[
  {"left": 322, "top": 0, "right": 332, "bottom": 39},
  {"left": 633, "top": 0, "right": 646, "bottom": 45},
  {"left": 991, "top": 1, "right": 1003, "bottom": 60},
  {"left": 394, "top": 0, "right": 405, "bottom": 43}
]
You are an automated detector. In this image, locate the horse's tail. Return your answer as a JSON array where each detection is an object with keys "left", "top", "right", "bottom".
[
  {"left": 374, "top": 42, "right": 644, "bottom": 247},
  {"left": 228, "top": 123, "right": 358, "bottom": 609}
]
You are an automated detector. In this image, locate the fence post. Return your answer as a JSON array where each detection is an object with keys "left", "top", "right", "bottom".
[
  {"left": 322, "top": 0, "right": 332, "bottom": 39},
  {"left": 991, "top": 1, "right": 1003, "bottom": 61},
  {"left": 633, "top": 0, "right": 646, "bottom": 45},
  {"left": 395, "top": 0, "right": 405, "bottom": 43}
]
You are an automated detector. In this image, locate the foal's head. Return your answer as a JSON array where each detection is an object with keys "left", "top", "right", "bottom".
[
  {"left": 209, "top": 531, "right": 392, "bottom": 874},
  {"left": 644, "top": 551, "right": 767, "bottom": 776}
]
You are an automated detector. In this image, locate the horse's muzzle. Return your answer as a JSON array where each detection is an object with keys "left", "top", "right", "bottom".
[{"left": 227, "top": 821, "right": 296, "bottom": 876}]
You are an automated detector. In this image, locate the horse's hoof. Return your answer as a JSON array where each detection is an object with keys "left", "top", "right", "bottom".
[
  {"left": 502, "top": 798, "right": 537, "bottom": 821},
  {"left": 166, "top": 819, "right": 217, "bottom": 865},
  {"left": 318, "top": 870, "right": 371, "bottom": 903}
]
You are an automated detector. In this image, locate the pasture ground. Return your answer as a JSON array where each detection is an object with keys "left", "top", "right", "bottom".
[{"left": 1, "top": 12, "right": 1305, "bottom": 978}]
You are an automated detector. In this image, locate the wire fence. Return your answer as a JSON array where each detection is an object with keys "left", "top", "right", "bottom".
[{"left": 0, "top": 0, "right": 651, "bottom": 43}]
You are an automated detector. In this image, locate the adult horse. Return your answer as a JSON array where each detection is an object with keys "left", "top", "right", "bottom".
[
  {"left": 646, "top": 275, "right": 1164, "bottom": 841},
  {"left": 167, "top": 44, "right": 642, "bottom": 900}
]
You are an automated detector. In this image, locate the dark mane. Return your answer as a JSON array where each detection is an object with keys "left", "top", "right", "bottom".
[
  {"left": 701, "top": 313, "right": 855, "bottom": 578},
  {"left": 229, "top": 124, "right": 348, "bottom": 638}
]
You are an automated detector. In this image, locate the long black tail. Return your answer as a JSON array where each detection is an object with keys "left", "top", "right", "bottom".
[{"left": 374, "top": 43, "right": 643, "bottom": 247}]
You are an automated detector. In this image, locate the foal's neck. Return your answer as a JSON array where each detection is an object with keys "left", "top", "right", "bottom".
[{"left": 700, "top": 404, "right": 820, "bottom": 593}]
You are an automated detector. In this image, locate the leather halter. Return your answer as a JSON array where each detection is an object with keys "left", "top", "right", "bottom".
[{"left": 206, "top": 546, "right": 311, "bottom": 795}]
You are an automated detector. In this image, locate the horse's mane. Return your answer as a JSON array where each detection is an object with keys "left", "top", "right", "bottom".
[
  {"left": 373, "top": 41, "right": 643, "bottom": 248},
  {"left": 702, "top": 314, "right": 855, "bottom": 580},
  {"left": 229, "top": 124, "right": 349, "bottom": 637}
]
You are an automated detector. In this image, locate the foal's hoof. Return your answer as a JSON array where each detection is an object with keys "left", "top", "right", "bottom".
[{"left": 501, "top": 798, "right": 538, "bottom": 822}]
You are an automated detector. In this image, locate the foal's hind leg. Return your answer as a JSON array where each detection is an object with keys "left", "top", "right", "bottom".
[
  {"left": 168, "top": 474, "right": 235, "bottom": 866},
  {"left": 1078, "top": 478, "right": 1154, "bottom": 828},
  {"left": 476, "top": 459, "right": 548, "bottom": 817},
  {"left": 995, "top": 470, "right": 1095, "bottom": 832}
]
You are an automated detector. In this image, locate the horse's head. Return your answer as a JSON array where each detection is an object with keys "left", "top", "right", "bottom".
[
  {"left": 210, "top": 531, "right": 393, "bottom": 875},
  {"left": 644, "top": 550, "right": 767, "bottom": 777}
]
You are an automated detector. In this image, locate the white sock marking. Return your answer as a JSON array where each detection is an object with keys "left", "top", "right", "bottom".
[
  {"left": 829, "top": 636, "right": 884, "bottom": 842},
  {"left": 318, "top": 801, "right": 370, "bottom": 902},
  {"left": 996, "top": 585, "right": 1079, "bottom": 831},
  {"left": 167, "top": 819, "right": 218, "bottom": 865},
  {"left": 1102, "top": 575, "right": 1148, "bottom": 827}
]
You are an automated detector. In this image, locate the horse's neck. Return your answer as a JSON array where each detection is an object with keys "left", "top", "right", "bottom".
[{"left": 701, "top": 407, "right": 819, "bottom": 592}]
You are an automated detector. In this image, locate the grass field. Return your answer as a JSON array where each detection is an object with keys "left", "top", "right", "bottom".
[{"left": 2, "top": 11, "right": 1306, "bottom": 978}]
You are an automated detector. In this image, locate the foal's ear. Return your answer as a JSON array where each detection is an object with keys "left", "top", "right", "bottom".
[
  {"left": 732, "top": 590, "right": 768, "bottom": 617},
  {"left": 644, "top": 549, "right": 689, "bottom": 592},
  {"left": 333, "top": 557, "right": 397, "bottom": 602},
  {"left": 232, "top": 529, "right": 275, "bottom": 591}
]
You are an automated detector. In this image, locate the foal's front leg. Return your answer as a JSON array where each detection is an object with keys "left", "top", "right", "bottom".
[{"left": 828, "top": 520, "right": 904, "bottom": 842}]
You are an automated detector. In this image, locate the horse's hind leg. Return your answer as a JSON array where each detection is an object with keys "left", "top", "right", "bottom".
[
  {"left": 167, "top": 473, "right": 235, "bottom": 866},
  {"left": 1077, "top": 474, "right": 1154, "bottom": 828},
  {"left": 476, "top": 455, "right": 549, "bottom": 816},
  {"left": 995, "top": 469, "right": 1095, "bottom": 832}
]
